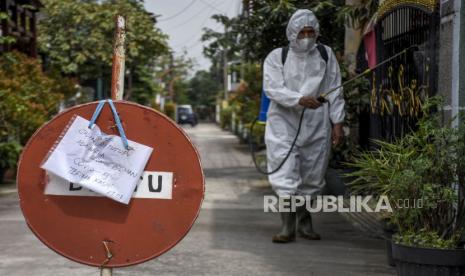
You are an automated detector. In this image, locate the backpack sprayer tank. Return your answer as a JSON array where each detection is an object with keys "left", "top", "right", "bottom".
[
  {"left": 258, "top": 89, "right": 271, "bottom": 123},
  {"left": 258, "top": 89, "right": 326, "bottom": 123}
]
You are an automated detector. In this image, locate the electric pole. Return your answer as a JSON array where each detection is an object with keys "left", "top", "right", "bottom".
[{"left": 223, "top": 26, "right": 228, "bottom": 100}]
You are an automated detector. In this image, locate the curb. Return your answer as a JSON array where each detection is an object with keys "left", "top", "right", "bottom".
[{"left": 0, "top": 184, "right": 17, "bottom": 196}]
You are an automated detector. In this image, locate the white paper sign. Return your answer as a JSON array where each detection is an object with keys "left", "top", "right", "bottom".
[
  {"left": 44, "top": 171, "right": 173, "bottom": 199},
  {"left": 41, "top": 115, "right": 153, "bottom": 204}
]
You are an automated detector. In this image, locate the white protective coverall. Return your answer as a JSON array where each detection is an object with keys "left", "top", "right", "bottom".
[{"left": 263, "top": 9, "right": 345, "bottom": 196}]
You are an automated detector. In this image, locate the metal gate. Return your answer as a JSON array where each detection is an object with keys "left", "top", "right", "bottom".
[{"left": 369, "top": 0, "right": 439, "bottom": 142}]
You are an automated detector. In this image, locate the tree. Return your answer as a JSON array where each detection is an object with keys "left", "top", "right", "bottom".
[
  {"left": 129, "top": 63, "right": 164, "bottom": 105},
  {"left": 201, "top": 15, "right": 242, "bottom": 63},
  {"left": 0, "top": 52, "right": 76, "bottom": 144},
  {"left": 202, "top": 0, "right": 346, "bottom": 64},
  {"left": 187, "top": 70, "right": 221, "bottom": 120},
  {"left": 0, "top": 52, "right": 77, "bottom": 182},
  {"left": 339, "top": 0, "right": 378, "bottom": 29},
  {"left": 38, "top": 0, "right": 169, "bottom": 103},
  {"left": 152, "top": 52, "right": 195, "bottom": 107},
  {"left": 229, "top": 63, "right": 262, "bottom": 124}
]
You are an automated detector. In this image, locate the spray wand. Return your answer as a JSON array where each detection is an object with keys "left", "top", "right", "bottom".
[{"left": 317, "top": 45, "right": 417, "bottom": 103}]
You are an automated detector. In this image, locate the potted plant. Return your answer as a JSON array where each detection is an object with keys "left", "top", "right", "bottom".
[{"left": 347, "top": 97, "right": 465, "bottom": 275}]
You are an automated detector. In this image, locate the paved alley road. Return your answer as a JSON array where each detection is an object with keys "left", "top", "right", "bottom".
[{"left": 0, "top": 123, "right": 396, "bottom": 276}]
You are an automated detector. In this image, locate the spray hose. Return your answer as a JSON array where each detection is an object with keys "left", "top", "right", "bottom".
[{"left": 250, "top": 45, "right": 417, "bottom": 175}]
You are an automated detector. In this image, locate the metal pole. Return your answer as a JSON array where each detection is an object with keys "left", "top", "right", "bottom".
[
  {"left": 223, "top": 49, "right": 228, "bottom": 100},
  {"left": 223, "top": 26, "right": 228, "bottom": 100},
  {"left": 111, "top": 15, "right": 126, "bottom": 101},
  {"left": 101, "top": 267, "right": 112, "bottom": 275},
  {"left": 101, "top": 14, "right": 126, "bottom": 276}
]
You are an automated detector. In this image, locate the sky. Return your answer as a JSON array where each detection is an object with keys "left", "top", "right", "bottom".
[{"left": 144, "top": 0, "right": 242, "bottom": 72}]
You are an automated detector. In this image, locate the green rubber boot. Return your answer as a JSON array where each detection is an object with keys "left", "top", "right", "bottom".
[
  {"left": 297, "top": 203, "right": 321, "bottom": 240},
  {"left": 272, "top": 210, "right": 296, "bottom": 243}
]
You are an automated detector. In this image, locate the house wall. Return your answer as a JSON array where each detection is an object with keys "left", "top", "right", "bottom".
[
  {"left": 438, "top": 0, "right": 465, "bottom": 125},
  {"left": 344, "top": 0, "right": 363, "bottom": 72}
]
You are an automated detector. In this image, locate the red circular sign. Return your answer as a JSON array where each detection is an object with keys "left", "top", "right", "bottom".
[{"left": 17, "top": 101, "right": 204, "bottom": 267}]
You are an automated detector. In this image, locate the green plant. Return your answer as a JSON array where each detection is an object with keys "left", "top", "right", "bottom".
[
  {"left": 347, "top": 96, "right": 465, "bottom": 249},
  {"left": 187, "top": 70, "right": 221, "bottom": 113},
  {"left": 151, "top": 101, "right": 161, "bottom": 112},
  {"left": 0, "top": 52, "right": 74, "bottom": 180},
  {"left": 0, "top": 12, "right": 16, "bottom": 45},
  {"left": 394, "top": 229, "right": 458, "bottom": 250},
  {"left": 330, "top": 61, "right": 371, "bottom": 167},
  {"left": 345, "top": 139, "right": 413, "bottom": 196},
  {"left": 245, "top": 121, "right": 266, "bottom": 147},
  {"left": 339, "top": 0, "right": 378, "bottom": 29},
  {"left": 229, "top": 63, "right": 262, "bottom": 125},
  {"left": 0, "top": 52, "right": 75, "bottom": 145},
  {"left": 0, "top": 141, "right": 22, "bottom": 183},
  {"left": 163, "top": 102, "right": 176, "bottom": 121},
  {"left": 220, "top": 106, "right": 232, "bottom": 130},
  {"left": 38, "top": 0, "right": 169, "bottom": 104},
  {"left": 202, "top": 0, "right": 346, "bottom": 64}
]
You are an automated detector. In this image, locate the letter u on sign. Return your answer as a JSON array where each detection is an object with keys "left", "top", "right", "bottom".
[{"left": 44, "top": 171, "right": 174, "bottom": 200}]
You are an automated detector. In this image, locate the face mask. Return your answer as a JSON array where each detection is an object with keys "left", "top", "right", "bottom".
[{"left": 296, "top": 37, "right": 316, "bottom": 51}]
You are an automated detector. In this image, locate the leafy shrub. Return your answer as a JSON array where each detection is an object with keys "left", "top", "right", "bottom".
[
  {"left": 347, "top": 97, "right": 465, "bottom": 249},
  {"left": 229, "top": 63, "right": 262, "bottom": 125},
  {"left": 220, "top": 107, "right": 232, "bottom": 130},
  {"left": 0, "top": 141, "right": 22, "bottom": 183},
  {"left": 330, "top": 61, "right": 371, "bottom": 167},
  {"left": 394, "top": 229, "right": 458, "bottom": 249},
  {"left": 0, "top": 52, "right": 76, "bottom": 145},
  {"left": 0, "top": 52, "right": 76, "bottom": 178},
  {"left": 151, "top": 102, "right": 161, "bottom": 112},
  {"left": 163, "top": 102, "right": 176, "bottom": 120}
]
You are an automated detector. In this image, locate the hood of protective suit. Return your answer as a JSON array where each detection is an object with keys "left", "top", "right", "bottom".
[{"left": 286, "top": 9, "right": 320, "bottom": 52}]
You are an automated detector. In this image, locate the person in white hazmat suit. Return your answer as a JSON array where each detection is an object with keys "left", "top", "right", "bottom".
[{"left": 263, "top": 9, "right": 345, "bottom": 243}]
